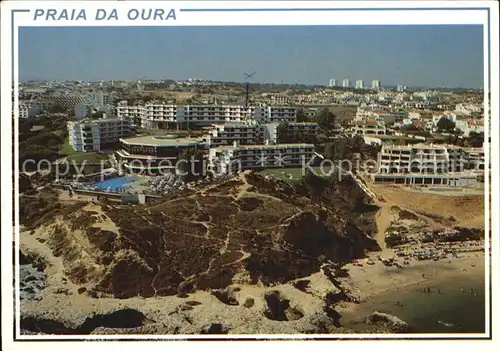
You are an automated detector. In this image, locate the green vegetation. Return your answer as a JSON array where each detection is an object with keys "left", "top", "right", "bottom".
[
  {"left": 66, "top": 152, "right": 108, "bottom": 164},
  {"left": 296, "top": 108, "right": 308, "bottom": 122},
  {"left": 437, "top": 117, "right": 456, "bottom": 132},
  {"left": 19, "top": 115, "right": 110, "bottom": 176},
  {"left": 19, "top": 115, "right": 69, "bottom": 165},
  {"left": 443, "top": 132, "right": 484, "bottom": 148},
  {"left": 58, "top": 136, "right": 76, "bottom": 156},
  {"left": 48, "top": 103, "right": 67, "bottom": 114},
  {"left": 319, "top": 135, "right": 380, "bottom": 161},
  {"left": 315, "top": 108, "right": 338, "bottom": 130}
]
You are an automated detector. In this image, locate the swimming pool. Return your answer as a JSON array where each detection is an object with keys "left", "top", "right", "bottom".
[{"left": 89, "top": 177, "right": 136, "bottom": 192}]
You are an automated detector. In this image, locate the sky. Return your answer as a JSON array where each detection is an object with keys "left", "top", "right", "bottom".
[{"left": 19, "top": 25, "right": 484, "bottom": 89}]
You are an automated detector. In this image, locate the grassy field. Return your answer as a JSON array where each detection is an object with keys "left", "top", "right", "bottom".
[
  {"left": 58, "top": 137, "right": 77, "bottom": 156},
  {"left": 66, "top": 153, "right": 108, "bottom": 164},
  {"left": 328, "top": 106, "right": 358, "bottom": 122},
  {"left": 58, "top": 137, "right": 108, "bottom": 164}
]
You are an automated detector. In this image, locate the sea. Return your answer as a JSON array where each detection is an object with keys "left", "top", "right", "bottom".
[{"left": 341, "top": 273, "right": 486, "bottom": 333}]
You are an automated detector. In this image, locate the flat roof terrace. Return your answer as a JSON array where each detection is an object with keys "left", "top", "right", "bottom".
[
  {"left": 214, "top": 143, "right": 315, "bottom": 151},
  {"left": 120, "top": 135, "right": 203, "bottom": 147}
]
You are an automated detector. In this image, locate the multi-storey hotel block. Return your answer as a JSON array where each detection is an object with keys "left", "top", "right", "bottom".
[
  {"left": 279, "top": 122, "right": 320, "bottom": 143},
  {"left": 348, "top": 118, "right": 387, "bottom": 136},
  {"left": 208, "top": 142, "right": 316, "bottom": 174},
  {"left": 203, "top": 120, "right": 320, "bottom": 147},
  {"left": 116, "top": 102, "right": 297, "bottom": 128},
  {"left": 19, "top": 103, "right": 43, "bottom": 118},
  {"left": 204, "top": 120, "right": 264, "bottom": 146},
  {"left": 373, "top": 143, "right": 484, "bottom": 186},
  {"left": 116, "top": 135, "right": 205, "bottom": 174},
  {"left": 68, "top": 116, "right": 133, "bottom": 152}
]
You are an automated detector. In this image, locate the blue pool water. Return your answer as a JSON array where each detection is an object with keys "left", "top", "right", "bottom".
[{"left": 89, "top": 177, "right": 136, "bottom": 192}]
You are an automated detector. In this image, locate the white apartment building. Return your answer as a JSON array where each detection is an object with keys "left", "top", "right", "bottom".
[
  {"left": 455, "top": 103, "right": 482, "bottom": 116},
  {"left": 377, "top": 144, "right": 459, "bottom": 175},
  {"left": 269, "top": 94, "right": 292, "bottom": 105},
  {"left": 372, "top": 80, "right": 381, "bottom": 90},
  {"left": 209, "top": 142, "right": 316, "bottom": 174},
  {"left": 355, "top": 80, "right": 364, "bottom": 89},
  {"left": 68, "top": 116, "right": 133, "bottom": 152},
  {"left": 282, "top": 122, "right": 320, "bottom": 142},
  {"left": 262, "top": 106, "right": 297, "bottom": 123},
  {"left": 18, "top": 103, "right": 42, "bottom": 118},
  {"left": 204, "top": 120, "right": 319, "bottom": 147},
  {"left": 356, "top": 107, "right": 406, "bottom": 126},
  {"left": 144, "top": 103, "right": 177, "bottom": 128},
  {"left": 204, "top": 120, "right": 263, "bottom": 146},
  {"left": 408, "top": 111, "right": 421, "bottom": 120},
  {"left": 116, "top": 102, "right": 147, "bottom": 127},
  {"left": 261, "top": 122, "right": 320, "bottom": 144},
  {"left": 463, "top": 147, "right": 485, "bottom": 170},
  {"left": 342, "top": 79, "right": 350, "bottom": 88},
  {"left": 75, "top": 104, "right": 92, "bottom": 119},
  {"left": 349, "top": 118, "right": 387, "bottom": 136},
  {"left": 329, "top": 79, "right": 336, "bottom": 87},
  {"left": 410, "top": 118, "right": 434, "bottom": 132},
  {"left": 373, "top": 143, "right": 483, "bottom": 186},
  {"left": 455, "top": 119, "right": 484, "bottom": 136},
  {"left": 116, "top": 102, "right": 283, "bottom": 128}
]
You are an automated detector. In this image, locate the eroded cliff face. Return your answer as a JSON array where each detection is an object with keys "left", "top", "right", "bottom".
[{"left": 20, "top": 173, "right": 381, "bottom": 300}]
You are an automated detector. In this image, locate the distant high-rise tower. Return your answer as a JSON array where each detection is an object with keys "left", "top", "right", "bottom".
[
  {"left": 342, "top": 79, "right": 350, "bottom": 88},
  {"left": 372, "top": 80, "right": 381, "bottom": 90},
  {"left": 355, "top": 80, "right": 364, "bottom": 89},
  {"left": 329, "top": 79, "right": 336, "bottom": 87},
  {"left": 397, "top": 84, "right": 406, "bottom": 92}
]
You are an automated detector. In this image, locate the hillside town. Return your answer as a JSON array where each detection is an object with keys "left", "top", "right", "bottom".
[
  {"left": 17, "top": 77, "right": 487, "bottom": 336},
  {"left": 18, "top": 78, "right": 485, "bottom": 192}
]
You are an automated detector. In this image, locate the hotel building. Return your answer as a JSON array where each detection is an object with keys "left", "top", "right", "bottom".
[
  {"left": 116, "top": 101, "right": 146, "bottom": 127},
  {"left": 116, "top": 102, "right": 296, "bottom": 128},
  {"left": 355, "top": 80, "right": 364, "bottom": 89},
  {"left": 116, "top": 135, "right": 205, "bottom": 174},
  {"left": 204, "top": 120, "right": 263, "bottom": 147},
  {"left": 203, "top": 120, "right": 320, "bottom": 147},
  {"left": 373, "top": 143, "right": 484, "bottom": 186},
  {"left": 68, "top": 116, "right": 133, "bottom": 152},
  {"left": 372, "top": 80, "right": 381, "bottom": 90},
  {"left": 348, "top": 118, "right": 387, "bottom": 136},
  {"left": 19, "top": 103, "right": 42, "bottom": 119},
  {"left": 208, "top": 142, "right": 316, "bottom": 174}
]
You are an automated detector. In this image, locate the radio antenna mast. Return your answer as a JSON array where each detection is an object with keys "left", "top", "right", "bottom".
[{"left": 244, "top": 72, "right": 256, "bottom": 107}]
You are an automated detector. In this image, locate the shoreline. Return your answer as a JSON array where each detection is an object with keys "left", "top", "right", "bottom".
[
  {"left": 336, "top": 251, "right": 486, "bottom": 332},
  {"left": 338, "top": 250, "right": 485, "bottom": 305}
]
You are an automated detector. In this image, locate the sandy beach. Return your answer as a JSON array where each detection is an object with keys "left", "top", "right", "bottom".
[
  {"left": 339, "top": 251, "right": 485, "bottom": 303},
  {"left": 336, "top": 250, "right": 486, "bottom": 332}
]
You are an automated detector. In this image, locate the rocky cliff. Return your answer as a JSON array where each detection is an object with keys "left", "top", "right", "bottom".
[{"left": 21, "top": 173, "right": 380, "bottom": 300}]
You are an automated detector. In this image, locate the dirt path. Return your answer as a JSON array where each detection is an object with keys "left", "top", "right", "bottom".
[
  {"left": 234, "top": 172, "right": 252, "bottom": 200},
  {"left": 20, "top": 231, "right": 78, "bottom": 294},
  {"left": 364, "top": 178, "right": 446, "bottom": 250}
]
